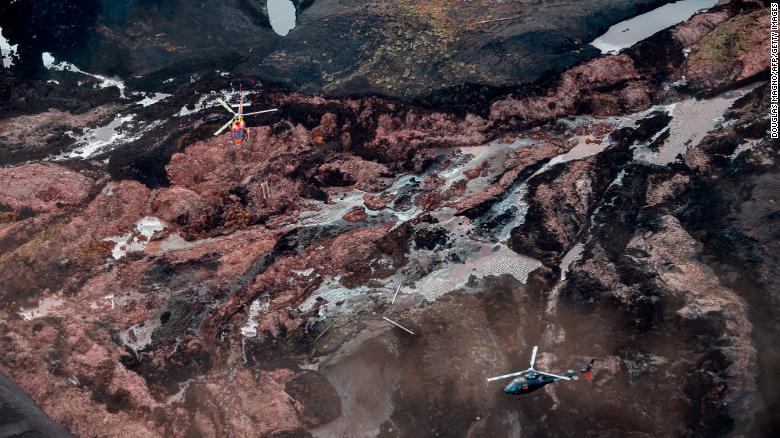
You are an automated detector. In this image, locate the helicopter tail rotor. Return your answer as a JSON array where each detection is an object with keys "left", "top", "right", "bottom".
[
  {"left": 581, "top": 359, "right": 596, "bottom": 379},
  {"left": 239, "top": 85, "right": 244, "bottom": 116}
]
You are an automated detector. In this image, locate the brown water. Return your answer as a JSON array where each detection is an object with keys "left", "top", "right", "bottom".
[
  {"left": 633, "top": 82, "right": 763, "bottom": 165},
  {"left": 590, "top": 0, "right": 719, "bottom": 54}
]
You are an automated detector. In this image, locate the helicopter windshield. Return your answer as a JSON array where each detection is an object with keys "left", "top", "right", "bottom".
[
  {"left": 231, "top": 124, "right": 244, "bottom": 140},
  {"left": 510, "top": 373, "right": 544, "bottom": 386},
  {"left": 507, "top": 374, "right": 529, "bottom": 385}
]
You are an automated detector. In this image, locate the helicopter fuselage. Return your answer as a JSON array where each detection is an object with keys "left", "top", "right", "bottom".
[
  {"left": 504, "top": 373, "right": 558, "bottom": 394},
  {"left": 503, "top": 368, "right": 593, "bottom": 395},
  {"left": 488, "top": 346, "right": 595, "bottom": 397},
  {"left": 231, "top": 118, "right": 247, "bottom": 144}
]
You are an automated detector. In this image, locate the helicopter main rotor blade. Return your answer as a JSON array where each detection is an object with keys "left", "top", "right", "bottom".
[
  {"left": 530, "top": 345, "right": 538, "bottom": 368},
  {"left": 486, "top": 369, "right": 532, "bottom": 382},
  {"left": 214, "top": 118, "right": 234, "bottom": 136},
  {"left": 242, "top": 108, "right": 278, "bottom": 116},
  {"left": 536, "top": 370, "right": 571, "bottom": 381},
  {"left": 216, "top": 98, "right": 236, "bottom": 115},
  {"left": 239, "top": 85, "right": 244, "bottom": 116}
]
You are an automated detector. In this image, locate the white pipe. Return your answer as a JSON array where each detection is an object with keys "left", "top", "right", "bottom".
[
  {"left": 391, "top": 284, "right": 401, "bottom": 304},
  {"left": 382, "top": 316, "right": 414, "bottom": 335}
]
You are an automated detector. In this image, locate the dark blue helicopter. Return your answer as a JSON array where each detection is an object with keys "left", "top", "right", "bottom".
[{"left": 487, "top": 346, "right": 595, "bottom": 395}]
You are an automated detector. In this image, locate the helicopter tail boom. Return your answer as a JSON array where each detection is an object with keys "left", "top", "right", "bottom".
[{"left": 575, "top": 359, "right": 596, "bottom": 380}]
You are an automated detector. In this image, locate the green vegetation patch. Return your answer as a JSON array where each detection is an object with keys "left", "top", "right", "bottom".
[{"left": 692, "top": 11, "right": 761, "bottom": 63}]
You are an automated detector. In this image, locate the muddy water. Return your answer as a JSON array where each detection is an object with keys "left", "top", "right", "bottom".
[
  {"left": 558, "top": 243, "right": 584, "bottom": 281},
  {"left": 435, "top": 139, "right": 537, "bottom": 198},
  {"left": 52, "top": 114, "right": 135, "bottom": 160},
  {"left": 104, "top": 216, "right": 165, "bottom": 259},
  {"left": 312, "top": 322, "right": 399, "bottom": 438},
  {"left": 267, "top": 0, "right": 296, "bottom": 36},
  {"left": 42, "top": 51, "right": 127, "bottom": 97},
  {"left": 297, "top": 141, "right": 544, "bottom": 319},
  {"left": 0, "top": 26, "right": 18, "bottom": 68},
  {"left": 475, "top": 133, "right": 612, "bottom": 242},
  {"left": 590, "top": 0, "right": 718, "bottom": 54},
  {"left": 633, "top": 82, "right": 763, "bottom": 165}
]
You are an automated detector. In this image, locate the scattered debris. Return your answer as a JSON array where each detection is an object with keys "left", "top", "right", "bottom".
[
  {"left": 391, "top": 284, "right": 401, "bottom": 304},
  {"left": 382, "top": 316, "right": 414, "bottom": 335},
  {"left": 473, "top": 15, "right": 522, "bottom": 25},
  {"left": 312, "top": 321, "right": 335, "bottom": 345},
  {"left": 261, "top": 181, "right": 272, "bottom": 200}
]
